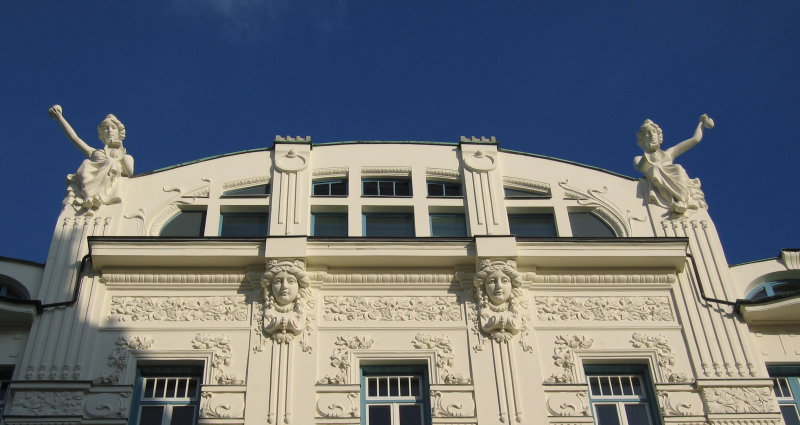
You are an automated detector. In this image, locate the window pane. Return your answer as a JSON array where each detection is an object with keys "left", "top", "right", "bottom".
[
  {"left": 600, "top": 377, "right": 612, "bottom": 396},
  {"left": 224, "top": 184, "right": 270, "bottom": 196},
  {"left": 187, "top": 378, "right": 197, "bottom": 398},
  {"left": 398, "top": 404, "right": 423, "bottom": 425},
  {"left": 170, "top": 406, "right": 196, "bottom": 425},
  {"left": 394, "top": 180, "right": 411, "bottom": 196},
  {"left": 772, "top": 282, "right": 800, "bottom": 296},
  {"left": 594, "top": 404, "right": 621, "bottom": 425},
  {"left": 155, "top": 379, "right": 166, "bottom": 398},
  {"left": 430, "top": 214, "right": 467, "bottom": 237},
  {"left": 508, "top": 214, "right": 557, "bottom": 237},
  {"left": 569, "top": 212, "right": 616, "bottom": 237},
  {"left": 165, "top": 379, "right": 176, "bottom": 398},
  {"left": 368, "top": 378, "right": 378, "bottom": 397},
  {"left": 379, "top": 181, "right": 394, "bottom": 195},
  {"left": 621, "top": 377, "right": 633, "bottom": 395},
  {"left": 160, "top": 211, "right": 205, "bottom": 237},
  {"left": 368, "top": 405, "right": 391, "bottom": 425},
  {"left": 444, "top": 184, "right": 462, "bottom": 197},
  {"left": 781, "top": 405, "right": 800, "bottom": 425},
  {"left": 750, "top": 288, "right": 768, "bottom": 299},
  {"left": 390, "top": 378, "right": 399, "bottom": 396},
  {"left": 379, "top": 378, "right": 388, "bottom": 397},
  {"left": 504, "top": 187, "right": 549, "bottom": 198},
  {"left": 630, "top": 376, "right": 643, "bottom": 396},
  {"left": 364, "top": 214, "right": 414, "bottom": 237},
  {"left": 363, "top": 181, "right": 379, "bottom": 196},
  {"left": 589, "top": 377, "right": 601, "bottom": 396},
  {"left": 144, "top": 379, "right": 156, "bottom": 398},
  {"left": 410, "top": 377, "right": 420, "bottom": 396},
  {"left": 330, "top": 181, "right": 347, "bottom": 196},
  {"left": 624, "top": 404, "right": 652, "bottom": 425},
  {"left": 220, "top": 213, "right": 268, "bottom": 237},
  {"left": 427, "top": 183, "right": 444, "bottom": 197},
  {"left": 176, "top": 379, "right": 187, "bottom": 398},
  {"left": 313, "top": 213, "right": 348, "bottom": 237},
  {"left": 610, "top": 376, "right": 622, "bottom": 395},
  {"left": 139, "top": 406, "right": 165, "bottom": 425},
  {"left": 313, "top": 183, "right": 330, "bottom": 196}
]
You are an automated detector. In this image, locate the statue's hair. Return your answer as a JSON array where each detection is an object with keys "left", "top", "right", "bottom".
[
  {"left": 261, "top": 262, "right": 310, "bottom": 289},
  {"left": 98, "top": 114, "right": 126, "bottom": 141},
  {"left": 473, "top": 262, "right": 523, "bottom": 289},
  {"left": 637, "top": 119, "right": 663, "bottom": 146}
]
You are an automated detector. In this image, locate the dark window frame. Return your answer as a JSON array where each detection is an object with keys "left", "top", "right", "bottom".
[
  {"left": 313, "top": 179, "right": 348, "bottom": 197},
  {"left": 362, "top": 179, "right": 412, "bottom": 197}
]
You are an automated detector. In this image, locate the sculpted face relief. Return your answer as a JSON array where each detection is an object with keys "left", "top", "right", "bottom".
[
  {"left": 271, "top": 271, "right": 299, "bottom": 306},
  {"left": 485, "top": 269, "right": 512, "bottom": 305},
  {"left": 98, "top": 119, "right": 121, "bottom": 147}
]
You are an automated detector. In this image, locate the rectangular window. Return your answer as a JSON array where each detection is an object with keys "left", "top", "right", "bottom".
[
  {"left": 362, "top": 366, "right": 429, "bottom": 425},
  {"left": 313, "top": 179, "right": 348, "bottom": 197},
  {"left": 430, "top": 214, "right": 467, "bottom": 237},
  {"left": 508, "top": 213, "right": 557, "bottom": 237},
  {"left": 160, "top": 210, "right": 206, "bottom": 237},
  {"left": 0, "top": 367, "right": 12, "bottom": 417},
  {"left": 363, "top": 213, "right": 415, "bottom": 237},
  {"left": 130, "top": 366, "right": 201, "bottom": 425},
  {"left": 362, "top": 179, "right": 412, "bottom": 197},
  {"left": 504, "top": 187, "right": 551, "bottom": 198},
  {"left": 312, "top": 213, "right": 348, "bottom": 237},
  {"left": 222, "top": 184, "right": 270, "bottom": 196},
  {"left": 220, "top": 212, "right": 269, "bottom": 237},
  {"left": 427, "top": 181, "right": 462, "bottom": 197},
  {"left": 585, "top": 365, "right": 659, "bottom": 425},
  {"left": 769, "top": 366, "right": 800, "bottom": 425}
]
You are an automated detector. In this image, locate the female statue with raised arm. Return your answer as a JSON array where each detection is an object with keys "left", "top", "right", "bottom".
[
  {"left": 634, "top": 114, "right": 714, "bottom": 216},
  {"left": 48, "top": 105, "right": 134, "bottom": 214}
]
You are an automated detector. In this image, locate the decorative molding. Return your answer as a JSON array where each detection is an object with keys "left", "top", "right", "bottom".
[
  {"left": 191, "top": 334, "right": 244, "bottom": 385},
  {"left": 431, "top": 391, "right": 475, "bottom": 417},
  {"left": 545, "top": 391, "right": 589, "bottom": 417},
  {"left": 531, "top": 273, "right": 676, "bottom": 284},
  {"left": 95, "top": 336, "right": 154, "bottom": 384},
  {"left": 84, "top": 392, "right": 131, "bottom": 418},
  {"left": 463, "top": 150, "right": 496, "bottom": 172},
  {"left": 701, "top": 386, "right": 778, "bottom": 414},
  {"left": 199, "top": 391, "right": 244, "bottom": 418},
  {"left": 102, "top": 272, "right": 247, "bottom": 286},
  {"left": 323, "top": 296, "right": 462, "bottom": 322},
  {"left": 535, "top": 296, "right": 674, "bottom": 322},
  {"left": 274, "top": 135, "right": 311, "bottom": 143},
  {"left": 411, "top": 334, "right": 471, "bottom": 384},
  {"left": 426, "top": 168, "right": 460, "bottom": 179},
  {"left": 545, "top": 335, "right": 593, "bottom": 383},
  {"left": 274, "top": 149, "right": 308, "bottom": 172},
  {"left": 313, "top": 167, "right": 349, "bottom": 178},
  {"left": 361, "top": 166, "right": 412, "bottom": 176},
  {"left": 317, "top": 335, "right": 374, "bottom": 384},
  {"left": 316, "top": 392, "right": 358, "bottom": 418},
  {"left": 261, "top": 259, "right": 314, "bottom": 350},
  {"left": 657, "top": 391, "right": 698, "bottom": 416},
  {"left": 473, "top": 259, "right": 531, "bottom": 348},
  {"left": 459, "top": 136, "right": 496, "bottom": 143},
  {"left": 123, "top": 208, "right": 146, "bottom": 236},
  {"left": 502, "top": 176, "right": 551, "bottom": 195},
  {"left": 317, "top": 272, "right": 455, "bottom": 285},
  {"left": 782, "top": 250, "right": 800, "bottom": 270},
  {"left": 108, "top": 296, "right": 248, "bottom": 322},
  {"left": 223, "top": 175, "right": 270, "bottom": 190},
  {"left": 558, "top": 180, "right": 631, "bottom": 236},
  {"left": 148, "top": 204, "right": 180, "bottom": 236},
  {"left": 8, "top": 391, "right": 84, "bottom": 416},
  {"left": 630, "top": 333, "right": 690, "bottom": 383}
]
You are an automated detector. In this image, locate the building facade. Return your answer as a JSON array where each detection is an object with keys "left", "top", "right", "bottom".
[{"left": 0, "top": 110, "right": 798, "bottom": 425}]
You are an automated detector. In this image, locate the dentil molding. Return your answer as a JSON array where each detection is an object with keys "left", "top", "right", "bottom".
[{"left": 531, "top": 273, "right": 676, "bottom": 284}]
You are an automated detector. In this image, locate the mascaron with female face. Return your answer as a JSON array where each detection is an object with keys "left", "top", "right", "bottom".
[
  {"left": 271, "top": 271, "right": 300, "bottom": 306},
  {"left": 485, "top": 269, "right": 513, "bottom": 305},
  {"left": 260, "top": 260, "right": 311, "bottom": 341}
]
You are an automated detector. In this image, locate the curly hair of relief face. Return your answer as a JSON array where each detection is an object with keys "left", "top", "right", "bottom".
[
  {"left": 97, "top": 114, "right": 126, "bottom": 141},
  {"left": 261, "top": 264, "right": 311, "bottom": 289},
  {"left": 473, "top": 262, "right": 523, "bottom": 289},
  {"left": 637, "top": 119, "right": 663, "bottom": 147}
]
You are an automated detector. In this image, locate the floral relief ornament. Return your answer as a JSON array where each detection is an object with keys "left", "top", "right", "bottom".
[
  {"left": 702, "top": 386, "right": 777, "bottom": 414},
  {"left": 191, "top": 334, "right": 244, "bottom": 385},
  {"left": 260, "top": 259, "right": 314, "bottom": 351},
  {"left": 473, "top": 259, "right": 532, "bottom": 349}
]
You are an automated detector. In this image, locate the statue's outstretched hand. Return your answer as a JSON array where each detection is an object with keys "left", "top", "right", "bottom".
[
  {"left": 700, "top": 114, "right": 714, "bottom": 129},
  {"left": 48, "top": 105, "right": 63, "bottom": 119}
]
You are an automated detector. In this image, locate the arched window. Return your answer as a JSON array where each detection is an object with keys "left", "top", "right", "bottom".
[
  {"left": 748, "top": 280, "right": 800, "bottom": 300},
  {"left": 0, "top": 276, "right": 29, "bottom": 300},
  {"left": 160, "top": 210, "right": 206, "bottom": 237},
  {"left": 569, "top": 212, "right": 617, "bottom": 237}
]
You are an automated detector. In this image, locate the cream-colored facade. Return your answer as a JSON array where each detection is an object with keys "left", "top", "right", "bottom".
[{"left": 1, "top": 114, "right": 798, "bottom": 425}]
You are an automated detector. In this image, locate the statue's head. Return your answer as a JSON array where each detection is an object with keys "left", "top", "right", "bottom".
[
  {"left": 98, "top": 114, "right": 125, "bottom": 147},
  {"left": 474, "top": 260, "right": 523, "bottom": 306},
  {"left": 261, "top": 261, "right": 310, "bottom": 306},
  {"left": 637, "top": 119, "right": 663, "bottom": 153}
]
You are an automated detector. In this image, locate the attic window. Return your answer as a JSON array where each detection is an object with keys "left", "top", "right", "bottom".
[
  {"left": 503, "top": 187, "right": 550, "bottom": 198},
  {"left": 748, "top": 280, "right": 800, "bottom": 300},
  {"left": 223, "top": 184, "right": 270, "bottom": 197}
]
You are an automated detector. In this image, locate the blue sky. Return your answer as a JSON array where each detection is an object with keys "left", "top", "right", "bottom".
[{"left": 1, "top": 1, "right": 798, "bottom": 265}]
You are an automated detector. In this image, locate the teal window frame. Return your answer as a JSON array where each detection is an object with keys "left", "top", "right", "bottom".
[
  {"left": 747, "top": 280, "right": 800, "bottom": 300},
  {"left": 361, "top": 365, "right": 430, "bottom": 425},
  {"left": 769, "top": 365, "right": 800, "bottom": 425},
  {"left": 311, "top": 212, "right": 348, "bottom": 237},
  {"left": 584, "top": 365, "right": 661, "bottom": 425},
  {"left": 129, "top": 366, "right": 202, "bottom": 425},
  {"left": 219, "top": 212, "right": 269, "bottom": 237},
  {"left": 429, "top": 213, "right": 467, "bottom": 237},
  {"left": 313, "top": 179, "right": 348, "bottom": 197},
  {"left": 508, "top": 213, "right": 558, "bottom": 237},
  {"left": 363, "top": 213, "right": 415, "bottom": 237},
  {"left": 426, "top": 181, "right": 462, "bottom": 198},
  {"left": 362, "top": 179, "right": 412, "bottom": 197}
]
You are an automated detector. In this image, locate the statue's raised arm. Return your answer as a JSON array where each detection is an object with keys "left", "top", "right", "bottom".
[
  {"left": 634, "top": 115, "right": 713, "bottom": 217},
  {"left": 48, "top": 104, "right": 135, "bottom": 215}
]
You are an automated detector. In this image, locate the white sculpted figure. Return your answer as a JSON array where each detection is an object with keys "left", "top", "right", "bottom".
[
  {"left": 48, "top": 105, "right": 134, "bottom": 214},
  {"left": 634, "top": 114, "right": 714, "bottom": 216},
  {"left": 474, "top": 259, "right": 526, "bottom": 342},
  {"left": 260, "top": 260, "right": 311, "bottom": 343}
]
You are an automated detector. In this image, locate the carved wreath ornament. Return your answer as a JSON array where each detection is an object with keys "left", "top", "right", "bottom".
[
  {"left": 260, "top": 259, "right": 313, "bottom": 348},
  {"left": 473, "top": 259, "right": 530, "bottom": 344}
]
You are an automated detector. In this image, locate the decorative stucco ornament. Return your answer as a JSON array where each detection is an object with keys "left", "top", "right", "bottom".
[
  {"left": 48, "top": 105, "right": 134, "bottom": 215},
  {"left": 473, "top": 259, "right": 528, "bottom": 343},
  {"left": 634, "top": 114, "right": 713, "bottom": 217},
  {"left": 260, "top": 259, "right": 313, "bottom": 346}
]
